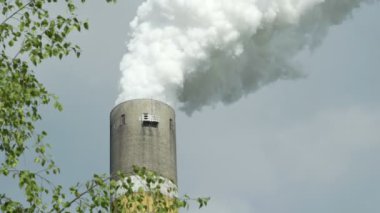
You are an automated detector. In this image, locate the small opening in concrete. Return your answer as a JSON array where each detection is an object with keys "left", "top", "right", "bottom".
[
  {"left": 169, "top": 118, "right": 173, "bottom": 130},
  {"left": 142, "top": 121, "right": 158, "bottom": 128},
  {"left": 141, "top": 113, "right": 159, "bottom": 128},
  {"left": 121, "top": 114, "right": 125, "bottom": 125}
]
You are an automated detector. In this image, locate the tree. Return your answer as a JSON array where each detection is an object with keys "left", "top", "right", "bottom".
[{"left": 0, "top": 0, "right": 208, "bottom": 212}]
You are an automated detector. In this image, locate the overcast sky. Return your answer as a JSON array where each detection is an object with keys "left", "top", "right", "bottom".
[{"left": 5, "top": 1, "right": 380, "bottom": 212}]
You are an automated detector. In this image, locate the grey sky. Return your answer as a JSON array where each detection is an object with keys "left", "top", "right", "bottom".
[{"left": 6, "top": 1, "right": 379, "bottom": 212}]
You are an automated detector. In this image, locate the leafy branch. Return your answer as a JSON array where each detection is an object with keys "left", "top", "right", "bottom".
[
  {"left": 1, "top": 1, "right": 32, "bottom": 25},
  {"left": 0, "top": 0, "right": 209, "bottom": 212}
]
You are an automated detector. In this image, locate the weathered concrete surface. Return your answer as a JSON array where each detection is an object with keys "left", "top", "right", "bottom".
[{"left": 110, "top": 99, "right": 177, "bottom": 184}]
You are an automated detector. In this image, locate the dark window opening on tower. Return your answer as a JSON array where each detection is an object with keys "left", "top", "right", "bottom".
[
  {"left": 121, "top": 114, "right": 125, "bottom": 125},
  {"left": 169, "top": 118, "right": 174, "bottom": 130},
  {"left": 141, "top": 113, "right": 159, "bottom": 128}
]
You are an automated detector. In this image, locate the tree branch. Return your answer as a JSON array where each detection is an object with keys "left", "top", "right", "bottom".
[
  {"left": 1, "top": 1, "right": 33, "bottom": 26},
  {"left": 56, "top": 176, "right": 111, "bottom": 213},
  {"left": 8, "top": 169, "right": 55, "bottom": 189}
]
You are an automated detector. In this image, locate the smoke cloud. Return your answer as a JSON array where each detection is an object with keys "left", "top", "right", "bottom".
[{"left": 116, "top": 0, "right": 375, "bottom": 114}]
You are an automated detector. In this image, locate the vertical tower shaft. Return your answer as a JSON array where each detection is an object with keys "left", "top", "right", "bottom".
[{"left": 110, "top": 99, "right": 177, "bottom": 184}]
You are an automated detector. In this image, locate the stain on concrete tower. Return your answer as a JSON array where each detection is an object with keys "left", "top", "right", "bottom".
[{"left": 110, "top": 99, "right": 177, "bottom": 184}]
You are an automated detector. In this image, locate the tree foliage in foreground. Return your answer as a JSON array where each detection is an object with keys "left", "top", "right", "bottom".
[{"left": 0, "top": 0, "right": 208, "bottom": 212}]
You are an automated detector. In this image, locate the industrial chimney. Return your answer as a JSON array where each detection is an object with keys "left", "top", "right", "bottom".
[{"left": 110, "top": 98, "right": 177, "bottom": 188}]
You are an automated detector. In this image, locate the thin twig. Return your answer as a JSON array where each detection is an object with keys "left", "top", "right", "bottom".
[
  {"left": 7, "top": 169, "right": 55, "bottom": 189},
  {"left": 1, "top": 1, "right": 33, "bottom": 26},
  {"left": 56, "top": 176, "right": 111, "bottom": 213}
]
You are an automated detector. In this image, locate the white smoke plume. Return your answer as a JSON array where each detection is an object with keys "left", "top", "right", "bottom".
[{"left": 117, "top": 0, "right": 376, "bottom": 114}]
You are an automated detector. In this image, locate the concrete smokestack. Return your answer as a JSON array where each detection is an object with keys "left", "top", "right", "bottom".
[{"left": 110, "top": 99, "right": 177, "bottom": 184}]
